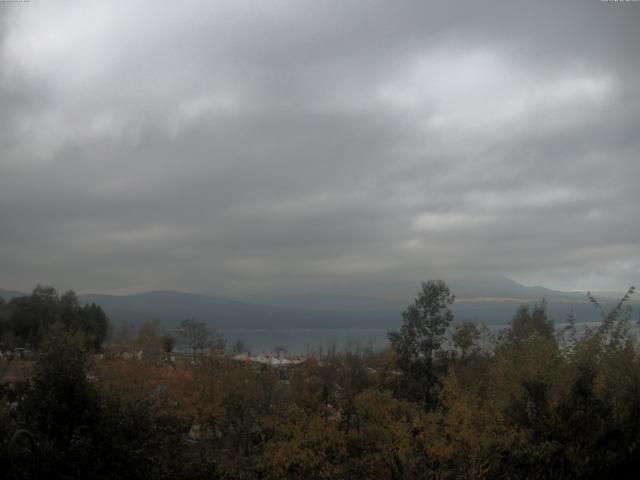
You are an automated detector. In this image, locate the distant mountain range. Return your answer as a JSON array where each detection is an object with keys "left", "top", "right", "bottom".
[
  {"left": 1, "top": 276, "right": 635, "bottom": 330},
  {"left": 0, "top": 289, "right": 27, "bottom": 301},
  {"left": 446, "top": 275, "right": 587, "bottom": 301}
]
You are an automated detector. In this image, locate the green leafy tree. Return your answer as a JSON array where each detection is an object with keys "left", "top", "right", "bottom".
[
  {"left": 452, "top": 321, "right": 482, "bottom": 361},
  {"left": 388, "top": 280, "right": 455, "bottom": 407},
  {"left": 18, "top": 324, "right": 100, "bottom": 477},
  {"left": 13, "top": 323, "right": 205, "bottom": 479},
  {"left": 7, "top": 286, "right": 109, "bottom": 351},
  {"left": 79, "top": 302, "right": 109, "bottom": 351},
  {"left": 504, "top": 301, "right": 554, "bottom": 347},
  {"left": 9, "top": 285, "right": 61, "bottom": 347}
]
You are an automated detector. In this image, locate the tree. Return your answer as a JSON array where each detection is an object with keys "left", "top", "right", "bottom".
[
  {"left": 59, "top": 290, "right": 81, "bottom": 330},
  {"left": 231, "top": 339, "right": 249, "bottom": 355},
  {"left": 135, "top": 320, "right": 163, "bottom": 361},
  {"left": 346, "top": 389, "right": 428, "bottom": 479},
  {"left": 503, "top": 301, "right": 554, "bottom": 348},
  {"left": 112, "top": 320, "right": 133, "bottom": 348},
  {"left": 388, "top": 280, "right": 455, "bottom": 407},
  {"left": 452, "top": 321, "right": 482, "bottom": 361},
  {"left": 261, "top": 406, "right": 348, "bottom": 480},
  {"left": 13, "top": 323, "right": 204, "bottom": 479},
  {"left": 79, "top": 302, "right": 109, "bottom": 351},
  {"left": 6, "top": 286, "right": 109, "bottom": 351},
  {"left": 9, "top": 285, "right": 61, "bottom": 347},
  {"left": 18, "top": 324, "right": 101, "bottom": 477},
  {"left": 178, "top": 318, "right": 211, "bottom": 361},
  {"left": 423, "top": 369, "right": 507, "bottom": 479},
  {"left": 160, "top": 333, "right": 176, "bottom": 354}
]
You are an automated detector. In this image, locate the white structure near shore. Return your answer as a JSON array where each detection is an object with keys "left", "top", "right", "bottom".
[{"left": 231, "top": 351, "right": 305, "bottom": 366}]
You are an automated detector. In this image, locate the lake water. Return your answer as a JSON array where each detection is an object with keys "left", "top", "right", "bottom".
[
  {"left": 221, "top": 329, "right": 389, "bottom": 355},
  {"left": 221, "top": 321, "right": 631, "bottom": 355}
]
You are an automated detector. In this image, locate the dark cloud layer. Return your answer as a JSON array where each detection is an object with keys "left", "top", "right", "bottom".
[{"left": 0, "top": 1, "right": 638, "bottom": 295}]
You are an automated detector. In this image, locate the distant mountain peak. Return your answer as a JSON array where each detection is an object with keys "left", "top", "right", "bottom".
[{"left": 0, "top": 288, "right": 27, "bottom": 301}]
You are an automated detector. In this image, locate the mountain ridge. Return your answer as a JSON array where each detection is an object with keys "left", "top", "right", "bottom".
[{"left": 2, "top": 277, "right": 635, "bottom": 330}]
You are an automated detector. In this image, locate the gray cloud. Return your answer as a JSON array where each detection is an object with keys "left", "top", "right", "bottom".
[{"left": 0, "top": 0, "right": 639, "bottom": 296}]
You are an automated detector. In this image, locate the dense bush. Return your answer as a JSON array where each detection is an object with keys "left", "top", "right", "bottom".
[{"left": 0, "top": 285, "right": 108, "bottom": 351}]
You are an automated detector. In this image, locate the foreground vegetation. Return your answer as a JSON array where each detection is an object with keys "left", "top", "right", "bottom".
[{"left": 0, "top": 282, "right": 639, "bottom": 479}]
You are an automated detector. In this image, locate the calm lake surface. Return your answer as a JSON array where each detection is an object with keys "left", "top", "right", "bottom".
[
  {"left": 221, "top": 322, "right": 620, "bottom": 355},
  {"left": 221, "top": 329, "right": 389, "bottom": 355}
]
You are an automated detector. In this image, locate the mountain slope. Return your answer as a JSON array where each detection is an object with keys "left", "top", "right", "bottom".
[
  {"left": 78, "top": 291, "right": 310, "bottom": 330},
  {"left": 446, "top": 275, "right": 585, "bottom": 301},
  {"left": 0, "top": 289, "right": 27, "bottom": 301},
  {"left": 3, "top": 276, "right": 634, "bottom": 330}
]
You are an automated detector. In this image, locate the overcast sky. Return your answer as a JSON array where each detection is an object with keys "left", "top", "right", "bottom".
[{"left": 0, "top": 0, "right": 639, "bottom": 297}]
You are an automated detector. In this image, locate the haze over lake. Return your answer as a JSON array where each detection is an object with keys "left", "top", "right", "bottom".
[{"left": 220, "top": 322, "right": 620, "bottom": 356}]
